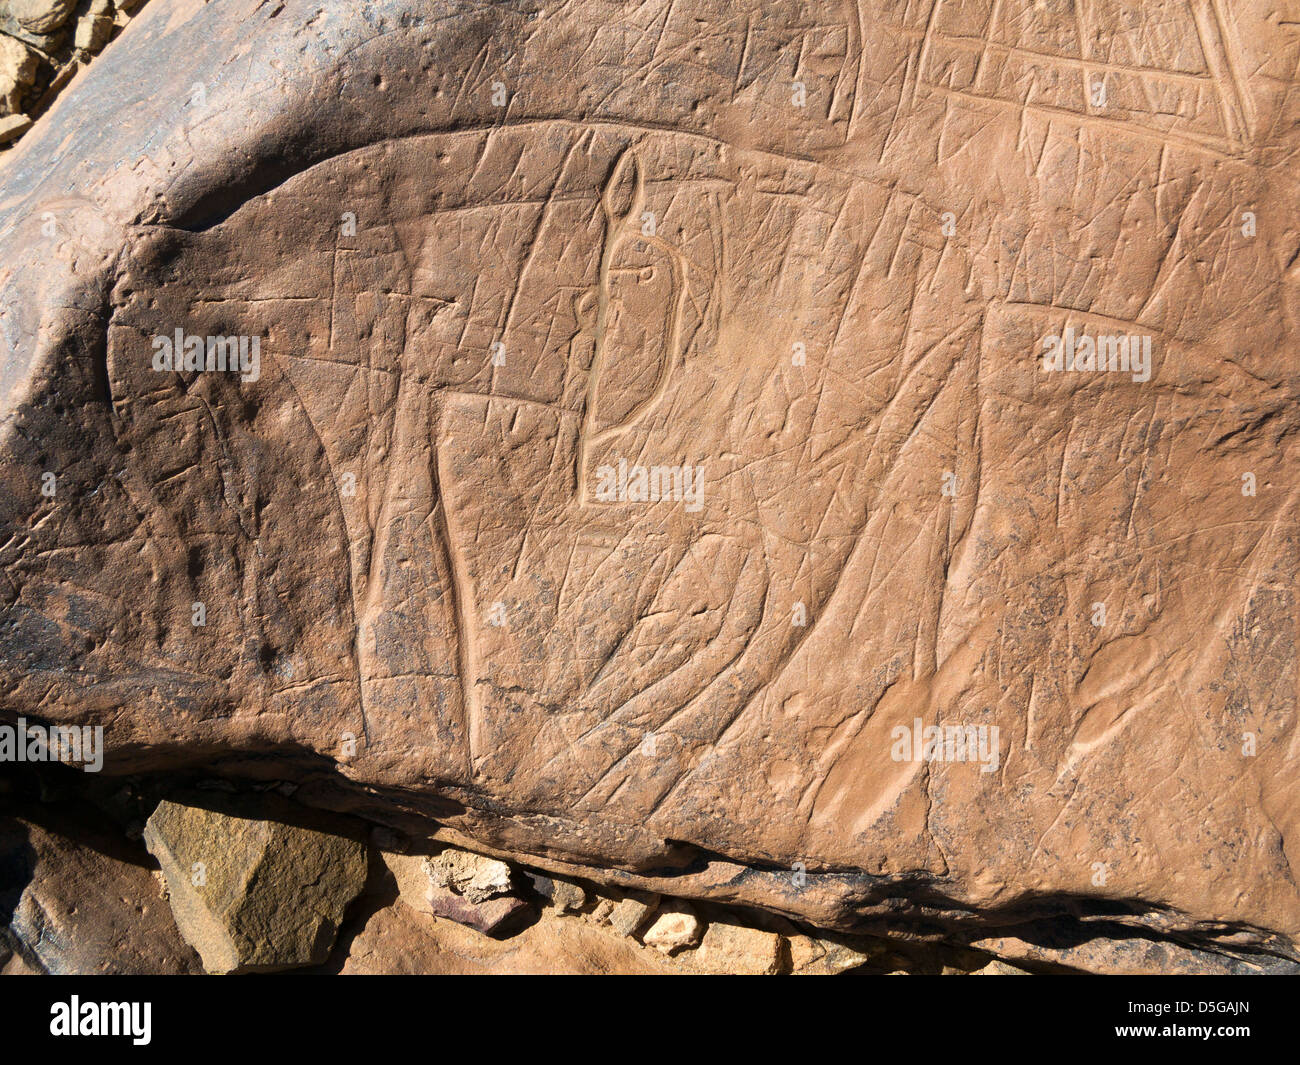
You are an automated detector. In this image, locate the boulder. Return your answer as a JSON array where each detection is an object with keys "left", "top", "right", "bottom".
[
  {"left": 0, "top": 0, "right": 1297, "bottom": 971},
  {"left": 1, "top": 813, "right": 200, "bottom": 974},
  {"left": 142, "top": 799, "right": 367, "bottom": 973},
  {"left": 381, "top": 847, "right": 526, "bottom": 935}
]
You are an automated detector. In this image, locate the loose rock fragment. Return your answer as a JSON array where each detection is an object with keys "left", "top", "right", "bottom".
[
  {"left": 689, "top": 921, "right": 784, "bottom": 975},
  {"left": 8, "top": 0, "right": 78, "bottom": 34},
  {"left": 525, "top": 870, "right": 588, "bottom": 912},
  {"left": 142, "top": 800, "right": 367, "bottom": 974},
  {"left": 381, "top": 848, "right": 526, "bottom": 934},
  {"left": 73, "top": 0, "right": 113, "bottom": 53},
  {"left": 0, "top": 34, "right": 37, "bottom": 113},
  {"left": 641, "top": 903, "right": 702, "bottom": 954},
  {"left": 609, "top": 892, "right": 659, "bottom": 937},
  {"left": 0, "top": 112, "right": 31, "bottom": 141},
  {"left": 426, "top": 847, "right": 514, "bottom": 904},
  {"left": 787, "top": 934, "right": 872, "bottom": 975},
  {"left": 424, "top": 889, "right": 527, "bottom": 935}
]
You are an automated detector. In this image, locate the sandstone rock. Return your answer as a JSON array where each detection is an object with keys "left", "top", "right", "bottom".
[
  {"left": 426, "top": 847, "right": 513, "bottom": 904},
  {"left": 641, "top": 903, "right": 702, "bottom": 954},
  {"left": 0, "top": 0, "right": 1298, "bottom": 972},
  {"left": 969, "top": 933, "right": 1300, "bottom": 976},
  {"left": 142, "top": 800, "right": 367, "bottom": 974},
  {"left": 689, "top": 921, "right": 784, "bottom": 975},
  {"left": 787, "top": 934, "right": 872, "bottom": 975},
  {"left": 379, "top": 850, "right": 431, "bottom": 909},
  {"left": 0, "top": 111, "right": 30, "bottom": 141},
  {"left": 424, "top": 888, "right": 526, "bottom": 936},
  {"left": 7, "top": 0, "right": 77, "bottom": 34},
  {"left": 609, "top": 892, "right": 659, "bottom": 938},
  {"left": 381, "top": 849, "right": 526, "bottom": 934},
  {"left": 971, "top": 959, "right": 1032, "bottom": 976},
  {"left": 73, "top": 0, "right": 113, "bottom": 53},
  {"left": 0, "top": 33, "right": 37, "bottom": 113},
  {"left": 1, "top": 814, "right": 200, "bottom": 974}
]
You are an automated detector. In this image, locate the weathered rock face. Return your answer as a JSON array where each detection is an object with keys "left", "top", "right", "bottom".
[
  {"left": 0, "top": 0, "right": 147, "bottom": 147},
  {"left": 0, "top": 0, "right": 1298, "bottom": 970},
  {"left": 142, "top": 800, "right": 367, "bottom": 973},
  {"left": 1, "top": 811, "right": 200, "bottom": 974}
]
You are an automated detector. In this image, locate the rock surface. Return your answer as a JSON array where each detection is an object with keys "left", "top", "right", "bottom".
[
  {"left": 142, "top": 799, "right": 367, "bottom": 973},
  {"left": 0, "top": 0, "right": 1297, "bottom": 973},
  {"left": 1, "top": 811, "right": 200, "bottom": 974}
]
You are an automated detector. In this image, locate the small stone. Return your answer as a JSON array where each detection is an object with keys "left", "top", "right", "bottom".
[
  {"left": 381, "top": 849, "right": 527, "bottom": 934},
  {"left": 380, "top": 850, "right": 429, "bottom": 908},
  {"left": 641, "top": 903, "right": 702, "bottom": 954},
  {"left": 0, "top": 113, "right": 32, "bottom": 143},
  {"left": 690, "top": 921, "right": 783, "bottom": 975},
  {"left": 143, "top": 800, "right": 368, "bottom": 974},
  {"left": 8, "top": 0, "right": 78, "bottom": 34},
  {"left": 425, "top": 847, "right": 513, "bottom": 904},
  {"left": 73, "top": 3, "right": 114, "bottom": 53},
  {"left": 0, "top": 35, "right": 38, "bottom": 115},
  {"left": 524, "top": 870, "right": 587, "bottom": 912},
  {"left": 788, "top": 934, "right": 872, "bottom": 974},
  {"left": 425, "top": 886, "right": 527, "bottom": 934},
  {"left": 609, "top": 892, "right": 659, "bottom": 937},
  {"left": 589, "top": 898, "right": 615, "bottom": 924}
]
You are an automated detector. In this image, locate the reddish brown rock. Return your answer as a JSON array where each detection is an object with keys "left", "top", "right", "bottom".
[
  {"left": 0, "top": 0, "right": 1297, "bottom": 974},
  {"left": 0, "top": 813, "right": 200, "bottom": 974}
]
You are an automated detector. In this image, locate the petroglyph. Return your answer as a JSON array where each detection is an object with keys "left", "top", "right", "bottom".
[{"left": 1, "top": 0, "right": 1298, "bottom": 956}]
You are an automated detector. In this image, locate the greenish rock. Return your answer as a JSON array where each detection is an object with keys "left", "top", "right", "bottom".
[{"left": 142, "top": 800, "right": 367, "bottom": 974}]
